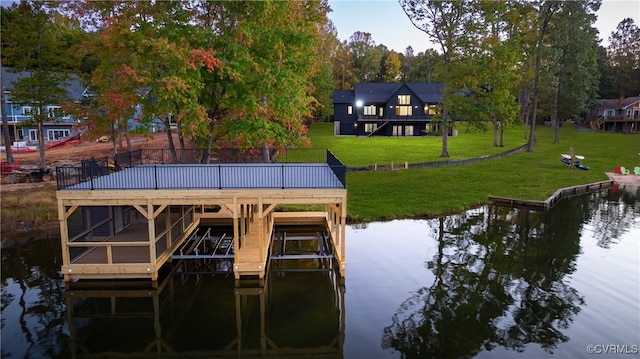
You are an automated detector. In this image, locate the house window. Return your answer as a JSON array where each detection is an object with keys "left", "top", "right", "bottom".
[
  {"left": 23, "top": 106, "right": 33, "bottom": 115},
  {"left": 347, "top": 105, "right": 352, "bottom": 115},
  {"left": 379, "top": 107, "right": 384, "bottom": 117},
  {"left": 393, "top": 125, "right": 403, "bottom": 136},
  {"left": 364, "top": 123, "right": 378, "bottom": 133},
  {"left": 47, "top": 106, "right": 63, "bottom": 119},
  {"left": 405, "top": 125, "right": 413, "bottom": 136},
  {"left": 603, "top": 110, "right": 615, "bottom": 118},
  {"left": 29, "top": 129, "right": 38, "bottom": 141},
  {"left": 395, "top": 106, "right": 412, "bottom": 116},
  {"left": 398, "top": 95, "right": 411, "bottom": 105},
  {"left": 424, "top": 104, "right": 438, "bottom": 115},
  {"left": 47, "top": 129, "right": 70, "bottom": 141},
  {"left": 364, "top": 105, "right": 376, "bottom": 116}
]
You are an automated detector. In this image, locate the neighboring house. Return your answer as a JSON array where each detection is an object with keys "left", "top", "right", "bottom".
[
  {"left": 332, "top": 82, "right": 443, "bottom": 136},
  {"left": 586, "top": 95, "right": 640, "bottom": 133},
  {"left": 1, "top": 66, "right": 86, "bottom": 145}
]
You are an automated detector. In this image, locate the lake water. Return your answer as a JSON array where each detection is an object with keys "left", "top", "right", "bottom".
[{"left": 2, "top": 188, "right": 639, "bottom": 358}]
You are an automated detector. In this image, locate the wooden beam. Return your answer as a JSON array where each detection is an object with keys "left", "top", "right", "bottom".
[
  {"left": 133, "top": 204, "right": 150, "bottom": 219},
  {"left": 327, "top": 203, "right": 342, "bottom": 218},
  {"left": 152, "top": 204, "right": 168, "bottom": 219},
  {"left": 63, "top": 205, "right": 79, "bottom": 220}
]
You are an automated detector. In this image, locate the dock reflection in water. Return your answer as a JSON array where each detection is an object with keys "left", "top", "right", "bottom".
[{"left": 65, "top": 264, "right": 345, "bottom": 358}]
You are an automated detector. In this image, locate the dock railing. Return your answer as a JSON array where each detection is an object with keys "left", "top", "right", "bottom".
[{"left": 56, "top": 148, "right": 346, "bottom": 190}]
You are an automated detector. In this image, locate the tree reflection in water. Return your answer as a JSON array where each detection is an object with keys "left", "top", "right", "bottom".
[{"left": 379, "top": 193, "right": 619, "bottom": 358}]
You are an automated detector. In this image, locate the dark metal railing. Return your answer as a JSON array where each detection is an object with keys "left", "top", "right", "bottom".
[
  {"left": 327, "top": 150, "right": 346, "bottom": 187},
  {"left": 114, "top": 147, "right": 328, "bottom": 167},
  {"left": 56, "top": 148, "right": 346, "bottom": 190}
]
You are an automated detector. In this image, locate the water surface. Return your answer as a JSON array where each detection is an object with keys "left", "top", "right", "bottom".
[{"left": 2, "top": 188, "right": 638, "bottom": 358}]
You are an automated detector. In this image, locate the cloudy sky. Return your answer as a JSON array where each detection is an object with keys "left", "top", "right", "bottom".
[{"left": 327, "top": 0, "right": 640, "bottom": 53}]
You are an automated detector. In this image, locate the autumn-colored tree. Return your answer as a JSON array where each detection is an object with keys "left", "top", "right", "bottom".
[
  {"left": 68, "top": 1, "right": 221, "bottom": 161},
  {"left": 382, "top": 51, "right": 402, "bottom": 82},
  {"left": 193, "top": 0, "right": 325, "bottom": 159}
]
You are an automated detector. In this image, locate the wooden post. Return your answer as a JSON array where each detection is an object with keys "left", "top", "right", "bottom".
[{"left": 570, "top": 146, "right": 575, "bottom": 169}]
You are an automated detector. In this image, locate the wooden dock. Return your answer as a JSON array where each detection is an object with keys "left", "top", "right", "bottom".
[
  {"left": 488, "top": 180, "right": 614, "bottom": 211},
  {"left": 56, "top": 149, "right": 347, "bottom": 282}
]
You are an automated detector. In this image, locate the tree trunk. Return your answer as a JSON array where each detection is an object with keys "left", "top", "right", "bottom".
[
  {"left": 1, "top": 83, "right": 14, "bottom": 163},
  {"left": 528, "top": 4, "right": 555, "bottom": 153},
  {"left": 166, "top": 128, "right": 177, "bottom": 163},
  {"left": 37, "top": 106, "right": 46, "bottom": 171},
  {"left": 440, "top": 107, "right": 449, "bottom": 158},
  {"left": 492, "top": 114, "right": 499, "bottom": 147}
]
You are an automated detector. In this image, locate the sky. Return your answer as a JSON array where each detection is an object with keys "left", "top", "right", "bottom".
[{"left": 327, "top": 0, "right": 640, "bottom": 53}]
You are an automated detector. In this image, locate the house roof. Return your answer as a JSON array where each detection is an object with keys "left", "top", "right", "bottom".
[
  {"left": 333, "top": 90, "right": 354, "bottom": 104},
  {"left": 594, "top": 96, "right": 640, "bottom": 110},
  {"left": 1, "top": 66, "right": 87, "bottom": 102},
  {"left": 333, "top": 82, "right": 443, "bottom": 105}
]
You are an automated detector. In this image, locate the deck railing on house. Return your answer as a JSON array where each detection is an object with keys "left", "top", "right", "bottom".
[{"left": 56, "top": 148, "right": 346, "bottom": 190}]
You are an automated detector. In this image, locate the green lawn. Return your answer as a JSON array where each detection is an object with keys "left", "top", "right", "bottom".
[{"left": 307, "top": 122, "right": 640, "bottom": 222}]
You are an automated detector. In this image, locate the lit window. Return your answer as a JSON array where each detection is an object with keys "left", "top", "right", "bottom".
[
  {"left": 365, "top": 123, "right": 378, "bottom": 133},
  {"left": 347, "top": 105, "right": 353, "bottom": 115},
  {"left": 424, "top": 104, "right": 438, "bottom": 115},
  {"left": 395, "top": 106, "right": 412, "bottom": 116},
  {"left": 379, "top": 107, "right": 384, "bottom": 117},
  {"left": 364, "top": 105, "right": 376, "bottom": 116},
  {"left": 398, "top": 95, "right": 411, "bottom": 105}
]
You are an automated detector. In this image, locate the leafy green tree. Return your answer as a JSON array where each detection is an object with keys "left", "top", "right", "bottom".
[
  {"left": 1, "top": 1, "right": 81, "bottom": 170},
  {"left": 596, "top": 46, "right": 616, "bottom": 98},
  {"left": 400, "top": 0, "right": 475, "bottom": 158},
  {"left": 607, "top": 18, "right": 640, "bottom": 97},
  {"left": 349, "top": 31, "right": 382, "bottom": 82},
  {"left": 406, "top": 49, "right": 441, "bottom": 82},
  {"left": 447, "top": 1, "right": 523, "bottom": 147},
  {"left": 547, "top": 1, "right": 600, "bottom": 144}
]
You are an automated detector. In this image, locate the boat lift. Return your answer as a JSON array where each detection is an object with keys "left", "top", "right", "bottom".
[
  {"left": 173, "top": 228, "right": 234, "bottom": 276},
  {"left": 270, "top": 228, "right": 335, "bottom": 273}
]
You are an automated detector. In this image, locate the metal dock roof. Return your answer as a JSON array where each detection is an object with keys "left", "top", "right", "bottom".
[{"left": 65, "top": 163, "right": 345, "bottom": 190}]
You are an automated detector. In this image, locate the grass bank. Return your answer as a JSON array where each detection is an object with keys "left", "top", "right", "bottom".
[{"left": 308, "top": 123, "right": 639, "bottom": 221}]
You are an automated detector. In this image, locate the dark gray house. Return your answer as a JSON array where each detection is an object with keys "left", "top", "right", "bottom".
[{"left": 332, "top": 82, "right": 443, "bottom": 136}]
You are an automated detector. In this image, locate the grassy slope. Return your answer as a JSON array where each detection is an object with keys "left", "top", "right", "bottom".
[{"left": 308, "top": 122, "right": 640, "bottom": 221}]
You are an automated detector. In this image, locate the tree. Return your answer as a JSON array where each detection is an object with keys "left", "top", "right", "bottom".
[
  {"left": 446, "top": 1, "right": 523, "bottom": 147},
  {"left": 406, "top": 49, "right": 441, "bottom": 82},
  {"left": 548, "top": 1, "right": 600, "bottom": 144},
  {"left": 349, "top": 31, "right": 382, "bottom": 82},
  {"left": 400, "top": 0, "right": 475, "bottom": 158},
  {"left": 193, "top": 0, "right": 325, "bottom": 158},
  {"left": 526, "top": 1, "right": 560, "bottom": 153},
  {"left": 1, "top": 1, "right": 79, "bottom": 170},
  {"left": 382, "top": 50, "right": 402, "bottom": 82},
  {"left": 607, "top": 18, "right": 640, "bottom": 97}
]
